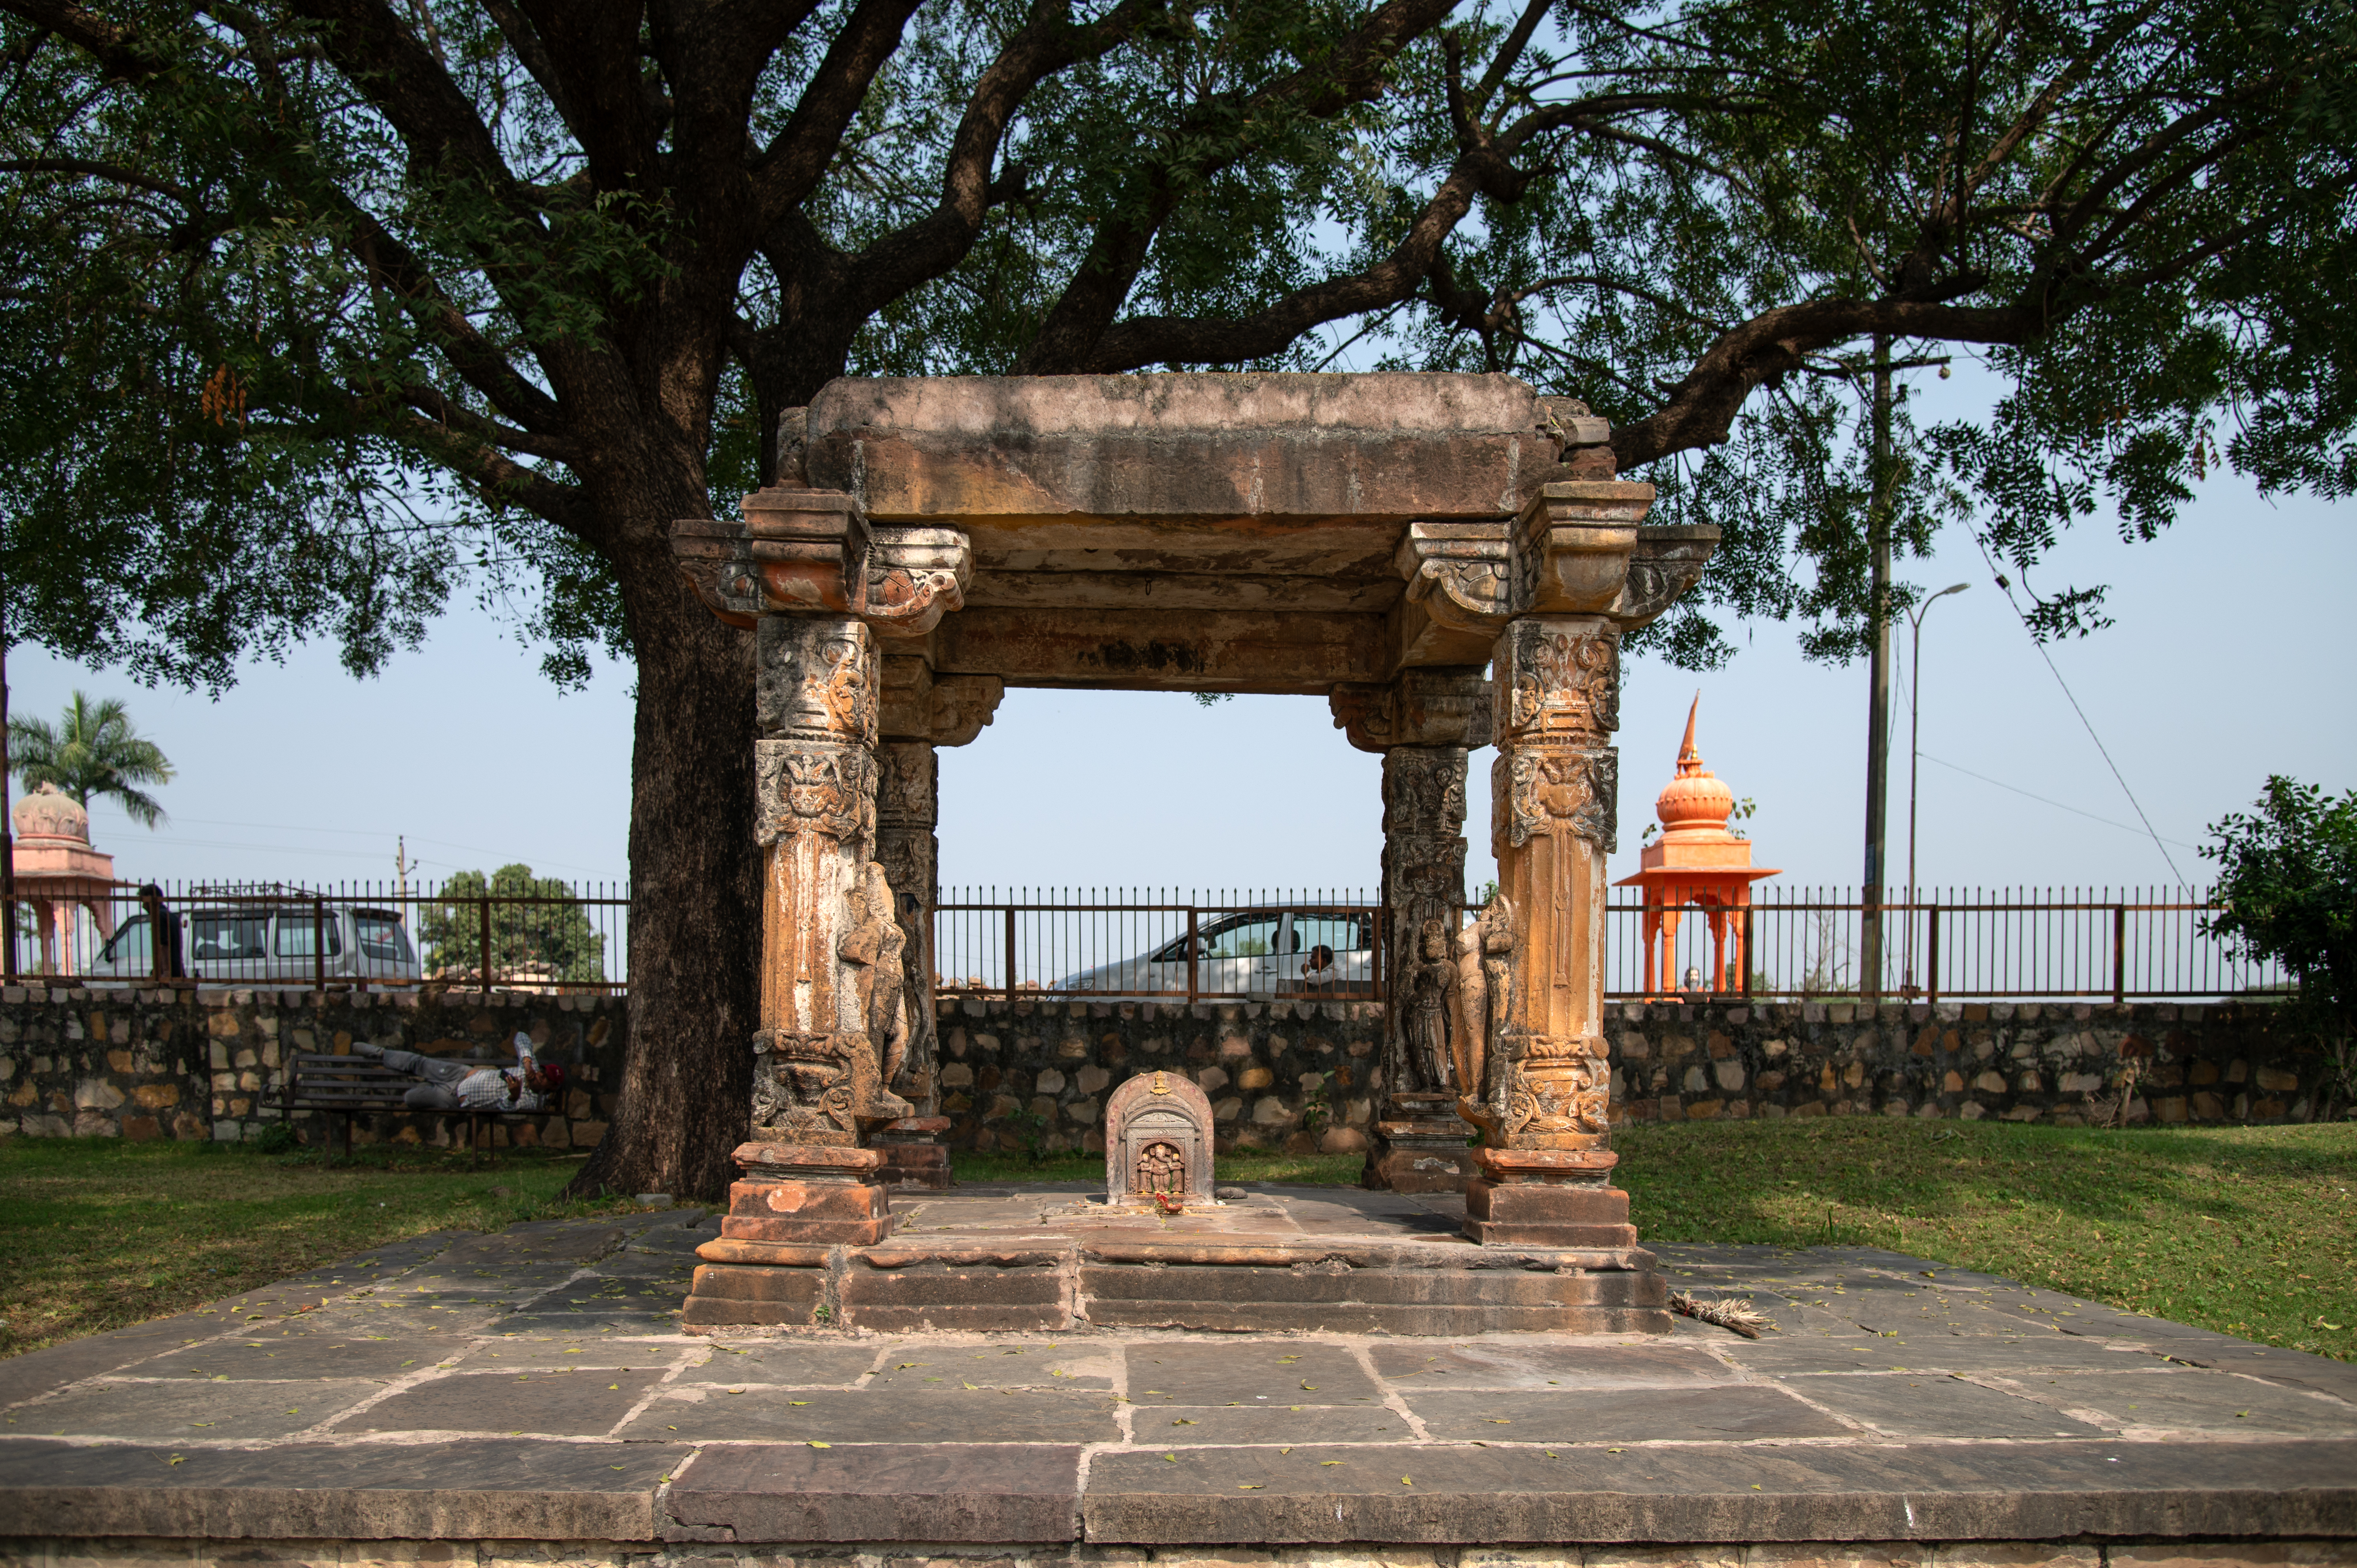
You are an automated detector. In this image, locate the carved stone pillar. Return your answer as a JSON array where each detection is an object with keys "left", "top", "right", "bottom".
[
  {"left": 864, "top": 653, "right": 1004, "bottom": 1189},
  {"left": 1331, "top": 668, "right": 1488, "bottom": 1193},
  {"left": 667, "top": 488, "right": 973, "bottom": 1291},
  {"left": 1456, "top": 480, "right": 1659, "bottom": 1247}
]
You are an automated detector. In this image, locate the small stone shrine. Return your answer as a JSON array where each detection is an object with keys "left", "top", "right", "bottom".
[
  {"left": 677, "top": 371, "right": 1715, "bottom": 1334},
  {"left": 1102, "top": 1070, "right": 1215, "bottom": 1210},
  {"left": 1614, "top": 696, "right": 1780, "bottom": 996}
]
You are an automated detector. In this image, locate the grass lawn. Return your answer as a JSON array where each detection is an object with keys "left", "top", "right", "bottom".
[
  {"left": 0, "top": 1140, "right": 638, "bottom": 1358},
  {"left": 7, "top": 1121, "right": 2349, "bottom": 1363},
  {"left": 1613, "top": 1118, "right": 2357, "bottom": 1361}
]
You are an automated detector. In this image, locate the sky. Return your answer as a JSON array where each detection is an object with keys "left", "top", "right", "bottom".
[{"left": 14, "top": 390, "right": 2350, "bottom": 913}]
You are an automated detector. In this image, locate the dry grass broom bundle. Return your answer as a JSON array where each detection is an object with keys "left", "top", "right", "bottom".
[{"left": 1669, "top": 1290, "right": 1777, "bottom": 1339}]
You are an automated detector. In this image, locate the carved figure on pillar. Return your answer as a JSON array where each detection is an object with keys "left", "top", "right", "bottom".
[
  {"left": 747, "top": 615, "right": 912, "bottom": 1148},
  {"left": 869, "top": 662, "right": 1001, "bottom": 1189},
  {"left": 1342, "top": 667, "right": 1488, "bottom": 1194},
  {"left": 1379, "top": 745, "right": 1470, "bottom": 1095},
  {"left": 874, "top": 741, "right": 938, "bottom": 1099},
  {"left": 1405, "top": 918, "right": 1455, "bottom": 1092}
]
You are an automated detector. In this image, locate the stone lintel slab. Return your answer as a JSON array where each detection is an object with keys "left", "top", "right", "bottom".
[
  {"left": 0, "top": 1438, "right": 683, "bottom": 1540},
  {"left": 933, "top": 605, "right": 1388, "bottom": 693},
  {"left": 1079, "top": 1438, "right": 2357, "bottom": 1545},
  {"left": 666, "top": 1441, "right": 1083, "bottom": 1543},
  {"left": 806, "top": 373, "right": 1559, "bottom": 524}
]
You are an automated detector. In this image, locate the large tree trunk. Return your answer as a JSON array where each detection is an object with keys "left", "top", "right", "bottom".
[{"left": 566, "top": 481, "right": 759, "bottom": 1204}]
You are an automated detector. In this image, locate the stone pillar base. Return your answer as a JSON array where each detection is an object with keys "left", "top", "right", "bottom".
[
  {"left": 699, "top": 1142, "right": 894, "bottom": 1252},
  {"left": 1360, "top": 1092, "right": 1476, "bottom": 1193},
  {"left": 872, "top": 1116, "right": 954, "bottom": 1189},
  {"left": 1462, "top": 1147, "right": 1640, "bottom": 1248}
]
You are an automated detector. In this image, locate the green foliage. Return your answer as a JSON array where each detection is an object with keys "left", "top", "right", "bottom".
[
  {"left": 2203, "top": 778, "right": 2357, "bottom": 1111},
  {"left": 418, "top": 865, "right": 607, "bottom": 984},
  {"left": 0, "top": 0, "right": 2346, "bottom": 696},
  {"left": 996, "top": 1104, "right": 1054, "bottom": 1167},
  {"left": 6, "top": 691, "right": 175, "bottom": 827}
]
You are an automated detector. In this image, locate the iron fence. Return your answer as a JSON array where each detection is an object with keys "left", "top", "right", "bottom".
[
  {"left": 4, "top": 878, "right": 2283, "bottom": 1005},
  {"left": 933, "top": 887, "right": 1384, "bottom": 1005},
  {"left": 931, "top": 885, "right": 2284, "bottom": 1006},
  {"left": 3, "top": 877, "right": 630, "bottom": 992},
  {"left": 1612, "top": 885, "right": 2283, "bottom": 1002}
]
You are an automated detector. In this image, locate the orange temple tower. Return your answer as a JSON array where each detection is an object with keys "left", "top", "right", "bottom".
[{"left": 1614, "top": 697, "right": 1778, "bottom": 996}]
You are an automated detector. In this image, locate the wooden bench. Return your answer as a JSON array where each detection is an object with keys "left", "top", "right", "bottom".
[{"left": 282, "top": 1053, "right": 544, "bottom": 1163}]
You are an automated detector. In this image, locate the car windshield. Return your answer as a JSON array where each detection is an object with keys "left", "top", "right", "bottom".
[
  {"left": 273, "top": 910, "right": 343, "bottom": 957},
  {"left": 1291, "top": 914, "right": 1371, "bottom": 953},
  {"left": 100, "top": 916, "right": 151, "bottom": 965},
  {"left": 191, "top": 914, "right": 268, "bottom": 962},
  {"left": 354, "top": 910, "right": 413, "bottom": 962}
]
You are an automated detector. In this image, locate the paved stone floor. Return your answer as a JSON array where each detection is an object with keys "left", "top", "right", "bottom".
[{"left": 2, "top": 1185, "right": 2354, "bottom": 1549}]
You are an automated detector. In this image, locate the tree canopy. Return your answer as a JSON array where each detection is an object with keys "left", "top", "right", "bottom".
[
  {"left": 421, "top": 863, "right": 610, "bottom": 986},
  {"left": 2, "top": 0, "right": 2348, "bottom": 1194}
]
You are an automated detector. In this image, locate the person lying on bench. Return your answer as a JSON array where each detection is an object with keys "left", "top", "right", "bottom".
[{"left": 352, "top": 1032, "right": 566, "bottom": 1111}]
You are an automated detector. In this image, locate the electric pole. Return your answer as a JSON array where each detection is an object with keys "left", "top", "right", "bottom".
[{"left": 1860, "top": 335, "right": 1894, "bottom": 1004}]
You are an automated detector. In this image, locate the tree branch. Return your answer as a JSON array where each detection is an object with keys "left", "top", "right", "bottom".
[
  {"left": 747, "top": 0, "right": 927, "bottom": 224},
  {"left": 1018, "top": 0, "right": 1459, "bottom": 372},
  {"left": 839, "top": 0, "right": 1165, "bottom": 315},
  {"left": 1611, "top": 295, "right": 2042, "bottom": 468}
]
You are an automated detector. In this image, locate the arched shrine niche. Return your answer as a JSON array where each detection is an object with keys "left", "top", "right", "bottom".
[{"left": 1103, "top": 1070, "right": 1216, "bottom": 1209}]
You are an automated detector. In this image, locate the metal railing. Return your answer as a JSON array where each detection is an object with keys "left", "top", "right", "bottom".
[
  {"left": 2, "top": 877, "right": 629, "bottom": 992},
  {"left": 933, "top": 887, "right": 1384, "bottom": 1005},
  {"left": 929, "top": 885, "right": 2281, "bottom": 1007},
  {"left": 1609, "top": 885, "right": 2283, "bottom": 1003},
  {"left": 4, "top": 879, "right": 2281, "bottom": 1005}
]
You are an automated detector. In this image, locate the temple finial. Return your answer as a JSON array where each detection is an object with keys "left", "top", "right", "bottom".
[{"left": 1675, "top": 692, "right": 1704, "bottom": 776}]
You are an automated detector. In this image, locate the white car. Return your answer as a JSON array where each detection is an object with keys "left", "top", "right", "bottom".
[
  {"left": 1052, "top": 908, "right": 1376, "bottom": 1001},
  {"left": 84, "top": 904, "right": 425, "bottom": 986}
]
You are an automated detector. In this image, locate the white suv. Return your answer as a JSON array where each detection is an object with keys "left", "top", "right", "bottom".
[
  {"left": 1051, "top": 908, "right": 1375, "bottom": 1001},
  {"left": 85, "top": 905, "right": 424, "bottom": 986}
]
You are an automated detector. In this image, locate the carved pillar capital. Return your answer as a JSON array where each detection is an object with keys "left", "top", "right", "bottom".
[
  {"left": 880, "top": 655, "right": 1005, "bottom": 747},
  {"left": 1330, "top": 667, "right": 1491, "bottom": 754},
  {"left": 1510, "top": 481, "right": 1648, "bottom": 617},
  {"left": 670, "top": 496, "right": 972, "bottom": 639}
]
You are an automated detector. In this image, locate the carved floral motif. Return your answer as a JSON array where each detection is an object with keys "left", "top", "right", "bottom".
[
  {"left": 1499, "top": 622, "right": 1618, "bottom": 744},
  {"left": 1501, "top": 748, "right": 1617, "bottom": 852}
]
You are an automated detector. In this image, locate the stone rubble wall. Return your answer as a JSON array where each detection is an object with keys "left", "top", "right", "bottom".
[
  {"left": 932, "top": 996, "right": 1389, "bottom": 1158},
  {"left": 927, "top": 995, "right": 2337, "bottom": 1155},
  {"left": 1, "top": 988, "right": 2332, "bottom": 1154},
  {"left": 1605, "top": 998, "right": 2335, "bottom": 1126},
  {"left": 0, "top": 984, "right": 628, "bottom": 1149}
]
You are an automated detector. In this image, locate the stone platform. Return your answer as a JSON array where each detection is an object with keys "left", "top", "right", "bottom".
[
  {"left": 3, "top": 1195, "right": 2355, "bottom": 1566},
  {"left": 687, "top": 1182, "right": 1668, "bottom": 1335}
]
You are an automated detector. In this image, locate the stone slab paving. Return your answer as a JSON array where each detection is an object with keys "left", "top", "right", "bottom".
[{"left": 0, "top": 1194, "right": 2353, "bottom": 1553}]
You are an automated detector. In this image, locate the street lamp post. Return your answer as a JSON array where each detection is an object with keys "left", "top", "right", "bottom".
[{"left": 1902, "top": 582, "right": 1970, "bottom": 996}]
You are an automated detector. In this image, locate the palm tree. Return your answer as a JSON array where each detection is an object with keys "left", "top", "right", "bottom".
[{"left": 8, "top": 692, "right": 175, "bottom": 828}]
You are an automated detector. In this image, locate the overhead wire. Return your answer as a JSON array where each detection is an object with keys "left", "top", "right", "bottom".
[{"left": 1966, "top": 533, "right": 2187, "bottom": 881}]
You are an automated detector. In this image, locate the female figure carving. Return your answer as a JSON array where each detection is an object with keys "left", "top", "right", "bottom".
[{"left": 1405, "top": 917, "right": 1455, "bottom": 1092}]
